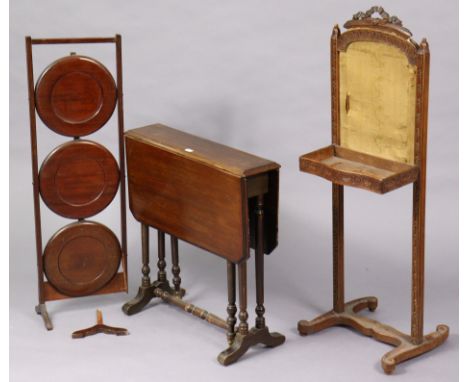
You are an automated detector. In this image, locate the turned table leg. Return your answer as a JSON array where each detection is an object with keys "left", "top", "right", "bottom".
[
  {"left": 255, "top": 194, "right": 266, "bottom": 329},
  {"left": 226, "top": 261, "right": 237, "bottom": 345},
  {"left": 123, "top": 227, "right": 185, "bottom": 315},
  {"left": 170, "top": 235, "right": 182, "bottom": 295},
  {"left": 157, "top": 230, "right": 167, "bottom": 283},
  {"left": 142, "top": 223, "right": 151, "bottom": 287},
  {"left": 238, "top": 260, "right": 249, "bottom": 336},
  {"left": 217, "top": 193, "right": 285, "bottom": 366},
  {"left": 122, "top": 223, "right": 155, "bottom": 315}
]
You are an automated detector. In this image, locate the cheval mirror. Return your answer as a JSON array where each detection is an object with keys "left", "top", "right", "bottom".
[
  {"left": 297, "top": 7, "right": 449, "bottom": 373},
  {"left": 25, "top": 36, "right": 127, "bottom": 330}
]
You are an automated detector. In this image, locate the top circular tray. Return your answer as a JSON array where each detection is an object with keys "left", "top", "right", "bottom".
[{"left": 35, "top": 55, "right": 117, "bottom": 137}]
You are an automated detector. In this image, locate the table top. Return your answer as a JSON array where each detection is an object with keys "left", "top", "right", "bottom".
[
  {"left": 125, "top": 124, "right": 280, "bottom": 262},
  {"left": 125, "top": 124, "right": 280, "bottom": 178}
]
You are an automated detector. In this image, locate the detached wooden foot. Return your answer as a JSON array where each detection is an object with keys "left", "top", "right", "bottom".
[
  {"left": 217, "top": 326, "right": 285, "bottom": 366},
  {"left": 72, "top": 310, "right": 128, "bottom": 338},
  {"left": 35, "top": 303, "right": 53, "bottom": 330},
  {"left": 297, "top": 297, "right": 449, "bottom": 374}
]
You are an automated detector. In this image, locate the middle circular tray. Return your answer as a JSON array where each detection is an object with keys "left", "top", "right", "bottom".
[{"left": 39, "top": 140, "right": 120, "bottom": 219}]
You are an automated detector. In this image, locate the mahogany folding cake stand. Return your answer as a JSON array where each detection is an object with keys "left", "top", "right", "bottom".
[
  {"left": 122, "top": 124, "right": 285, "bottom": 365},
  {"left": 296, "top": 7, "right": 448, "bottom": 373},
  {"left": 25, "top": 36, "right": 127, "bottom": 330}
]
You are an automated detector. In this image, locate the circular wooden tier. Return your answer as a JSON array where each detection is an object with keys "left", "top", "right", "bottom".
[
  {"left": 43, "top": 221, "right": 121, "bottom": 297},
  {"left": 39, "top": 140, "right": 120, "bottom": 219},
  {"left": 35, "top": 55, "right": 117, "bottom": 137}
]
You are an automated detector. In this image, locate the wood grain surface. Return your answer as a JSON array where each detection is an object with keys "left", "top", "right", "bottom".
[
  {"left": 297, "top": 8, "right": 448, "bottom": 373},
  {"left": 35, "top": 55, "right": 116, "bottom": 137},
  {"left": 300, "top": 145, "right": 418, "bottom": 194},
  {"left": 126, "top": 124, "right": 279, "bottom": 177},
  {"left": 43, "top": 221, "right": 121, "bottom": 297},
  {"left": 125, "top": 125, "right": 280, "bottom": 263},
  {"left": 39, "top": 140, "right": 120, "bottom": 219}
]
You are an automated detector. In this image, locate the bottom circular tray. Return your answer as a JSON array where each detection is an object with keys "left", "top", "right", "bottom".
[{"left": 43, "top": 221, "right": 121, "bottom": 297}]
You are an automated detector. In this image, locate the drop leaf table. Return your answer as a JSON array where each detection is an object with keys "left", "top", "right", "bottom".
[{"left": 122, "top": 124, "right": 285, "bottom": 365}]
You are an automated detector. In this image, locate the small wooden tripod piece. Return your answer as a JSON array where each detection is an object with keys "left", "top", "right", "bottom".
[{"left": 72, "top": 310, "right": 129, "bottom": 339}]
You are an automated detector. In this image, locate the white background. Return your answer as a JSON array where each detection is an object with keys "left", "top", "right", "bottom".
[{"left": 9, "top": 1, "right": 458, "bottom": 381}]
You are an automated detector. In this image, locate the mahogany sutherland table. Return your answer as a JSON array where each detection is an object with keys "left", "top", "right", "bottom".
[{"left": 122, "top": 124, "right": 285, "bottom": 365}]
